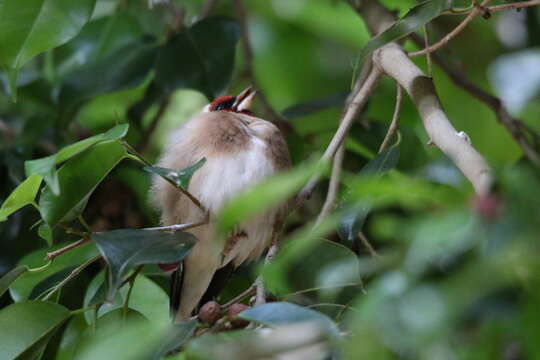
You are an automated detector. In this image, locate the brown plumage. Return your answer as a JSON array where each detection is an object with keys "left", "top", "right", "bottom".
[{"left": 150, "top": 87, "right": 291, "bottom": 321}]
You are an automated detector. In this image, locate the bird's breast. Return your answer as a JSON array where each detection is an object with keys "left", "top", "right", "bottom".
[{"left": 189, "top": 136, "right": 276, "bottom": 216}]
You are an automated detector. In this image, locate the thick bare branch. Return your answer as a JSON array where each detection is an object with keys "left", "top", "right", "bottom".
[
  {"left": 352, "top": 0, "right": 493, "bottom": 195},
  {"left": 373, "top": 43, "right": 492, "bottom": 194}
]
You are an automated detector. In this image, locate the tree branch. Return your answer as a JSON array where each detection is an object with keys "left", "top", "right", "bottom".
[
  {"left": 352, "top": 0, "right": 493, "bottom": 195},
  {"left": 373, "top": 43, "right": 492, "bottom": 194},
  {"left": 297, "top": 67, "right": 382, "bottom": 204},
  {"left": 408, "top": 34, "right": 540, "bottom": 167}
]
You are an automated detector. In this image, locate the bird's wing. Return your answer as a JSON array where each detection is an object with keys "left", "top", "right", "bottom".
[{"left": 247, "top": 119, "right": 291, "bottom": 171}]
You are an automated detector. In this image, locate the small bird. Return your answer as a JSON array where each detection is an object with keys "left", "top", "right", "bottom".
[{"left": 150, "top": 87, "right": 291, "bottom": 321}]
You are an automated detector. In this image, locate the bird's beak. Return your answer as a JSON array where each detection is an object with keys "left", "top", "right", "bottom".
[{"left": 233, "top": 86, "right": 257, "bottom": 112}]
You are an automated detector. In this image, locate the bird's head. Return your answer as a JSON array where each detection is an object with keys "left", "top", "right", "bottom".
[{"left": 203, "top": 86, "right": 257, "bottom": 116}]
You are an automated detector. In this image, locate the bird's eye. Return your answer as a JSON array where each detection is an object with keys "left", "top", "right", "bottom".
[{"left": 212, "top": 97, "right": 236, "bottom": 111}]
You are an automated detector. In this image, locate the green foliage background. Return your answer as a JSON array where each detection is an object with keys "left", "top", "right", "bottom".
[{"left": 1, "top": 0, "right": 540, "bottom": 359}]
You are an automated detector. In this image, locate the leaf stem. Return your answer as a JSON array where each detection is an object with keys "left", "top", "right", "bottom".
[
  {"left": 123, "top": 265, "right": 143, "bottom": 321},
  {"left": 41, "top": 255, "right": 101, "bottom": 301},
  {"left": 46, "top": 238, "right": 91, "bottom": 260}
]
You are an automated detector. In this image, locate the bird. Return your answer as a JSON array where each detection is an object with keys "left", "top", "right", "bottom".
[{"left": 150, "top": 86, "right": 291, "bottom": 321}]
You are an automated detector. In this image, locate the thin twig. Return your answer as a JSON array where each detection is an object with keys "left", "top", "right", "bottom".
[
  {"left": 297, "top": 67, "right": 382, "bottom": 205},
  {"left": 488, "top": 0, "right": 540, "bottom": 12},
  {"left": 46, "top": 238, "right": 91, "bottom": 260},
  {"left": 315, "top": 60, "right": 374, "bottom": 224},
  {"left": 221, "top": 283, "right": 256, "bottom": 309},
  {"left": 42, "top": 255, "right": 101, "bottom": 300},
  {"left": 315, "top": 145, "right": 345, "bottom": 224},
  {"left": 378, "top": 85, "right": 403, "bottom": 153},
  {"left": 123, "top": 265, "right": 143, "bottom": 320},
  {"left": 143, "top": 220, "right": 209, "bottom": 232},
  {"left": 46, "top": 221, "right": 208, "bottom": 261},
  {"left": 423, "top": 25, "right": 432, "bottom": 76},
  {"left": 409, "top": 0, "right": 493, "bottom": 58},
  {"left": 358, "top": 231, "right": 379, "bottom": 258},
  {"left": 447, "top": 0, "right": 540, "bottom": 14},
  {"left": 409, "top": 33, "right": 540, "bottom": 166}
]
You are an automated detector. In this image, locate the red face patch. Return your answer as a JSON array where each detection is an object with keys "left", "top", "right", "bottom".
[{"left": 209, "top": 96, "right": 236, "bottom": 111}]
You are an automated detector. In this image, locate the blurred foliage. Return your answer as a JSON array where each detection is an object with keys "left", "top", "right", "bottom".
[{"left": 1, "top": 0, "right": 540, "bottom": 359}]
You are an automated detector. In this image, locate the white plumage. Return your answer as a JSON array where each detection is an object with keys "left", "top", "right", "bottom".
[{"left": 151, "top": 101, "right": 290, "bottom": 321}]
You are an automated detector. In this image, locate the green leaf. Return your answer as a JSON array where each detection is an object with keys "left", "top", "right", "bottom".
[
  {"left": 83, "top": 272, "right": 170, "bottom": 326},
  {"left": 240, "top": 302, "right": 339, "bottom": 337},
  {"left": 0, "top": 174, "right": 42, "bottom": 221},
  {"left": 337, "top": 146, "right": 400, "bottom": 245},
  {"left": 0, "top": 301, "right": 71, "bottom": 359},
  {"left": 155, "top": 17, "right": 240, "bottom": 99},
  {"left": 216, "top": 160, "right": 323, "bottom": 236},
  {"left": 0, "top": 265, "right": 28, "bottom": 298},
  {"left": 263, "top": 216, "right": 340, "bottom": 297},
  {"left": 38, "top": 140, "right": 127, "bottom": 226},
  {"left": 144, "top": 158, "right": 206, "bottom": 190},
  {"left": 355, "top": 0, "right": 453, "bottom": 72},
  {"left": 9, "top": 241, "right": 99, "bottom": 302},
  {"left": 25, "top": 124, "right": 129, "bottom": 195},
  {"left": 55, "top": 13, "right": 144, "bottom": 79},
  {"left": 286, "top": 239, "right": 361, "bottom": 299},
  {"left": 74, "top": 309, "right": 161, "bottom": 360},
  {"left": 0, "top": 0, "right": 96, "bottom": 100},
  {"left": 58, "top": 39, "right": 157, "bottom": 123},
  {"left": 92, "top": 229, "right": 197, "bottom": 300},
  {"left": 55, "top": 314, "right": 87, "bottom": 360}
]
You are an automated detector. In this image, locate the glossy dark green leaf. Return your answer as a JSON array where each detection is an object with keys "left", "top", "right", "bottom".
[
  {"left": 0, "top": 174, "right": 42, "bottom": 221},
  {"left": 155, "top": 17, "right": 240, "bottom": 99},
  {"left": 92, "top": 229, "right": 197, "bottom": 300},
  {"left": 0, "top": 301, "right": 71, "bottom": 359},
  {"left": 38, "top": 140, "right": 127, "bottom": 226},
  {"left": 55, "top": 13, "right": 144, "bottom": 79},
  {"left": 0, "top": 265, "right": 28, "bottom": 298},
  {"left": 55, "top": 314, "right": 87, "bottom": 360},
  {"left": 9, "top": 241, "right": 99, "bottom": 301},
  {"left": 355, "top": 0, "right": 453, "bottom": 71},
  {"left": 25, "top": 124, "right": 129, "bottom": 195},
  {"left": 337, "top": 146, "right": 400, "bottom": 244},
  {"left": 0, "top": 0, "right": 96, "bottom": 100},
  {"left": 144, "top": 158, "right": 206, "bottom": 190},
  {"left": 240, "top": 302, "right": 339, "bottom": 336},
  {"left": 58, "top": 39, "right": 157, "bottom": 123}
]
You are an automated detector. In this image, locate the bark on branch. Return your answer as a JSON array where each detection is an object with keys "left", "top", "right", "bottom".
[
  {"left": 351, "top": 0, "right": 493, "bottom": 195},
  {"left": 372, "top": 44, "right": 492, "bottom": 194}
]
